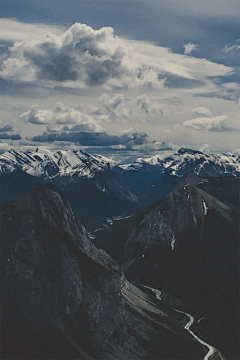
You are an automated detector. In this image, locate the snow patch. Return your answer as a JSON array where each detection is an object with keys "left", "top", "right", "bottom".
[
  {"left": 202, "top": 199, "right": 208, "bottom": 216},
  {"left": 141, "top": 285, "right": 161, "bottom": 301},
  {"left": 171, "top": 236, "right": 176, "bottom": 251}
]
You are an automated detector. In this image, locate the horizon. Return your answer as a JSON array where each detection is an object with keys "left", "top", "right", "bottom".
[{"left": 1, "top": 145, "right": 239, "bottom": 165}]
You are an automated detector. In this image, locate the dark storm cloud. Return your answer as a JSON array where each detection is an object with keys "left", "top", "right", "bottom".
[
  {"left": 29, "top": 130, "right": 147, "bottom": 147},
  {"left": 0, "top": 125, "right": 13, "bottom": 132},
  {"left": 0, "top": 133, "right": 22, "bottom": 140}
]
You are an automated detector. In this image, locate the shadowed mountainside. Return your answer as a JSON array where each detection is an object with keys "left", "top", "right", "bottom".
[{"left": 1, "top": 188, "right": 205, "bottom": 360}]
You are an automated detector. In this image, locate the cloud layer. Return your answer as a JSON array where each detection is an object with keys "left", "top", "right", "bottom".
[{"left": 28, "top": 127, "right": 148, "bottom": 148}]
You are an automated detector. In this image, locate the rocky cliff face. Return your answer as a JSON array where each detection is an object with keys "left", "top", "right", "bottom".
[
  {"left": 1, "top": 188, "right": 203, "bottom": 360},
  {"left": 122, "top": 174, "right": 232, "bottom": 265}
]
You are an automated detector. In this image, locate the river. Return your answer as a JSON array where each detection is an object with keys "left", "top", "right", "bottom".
[{"left": 142, "top": 285, "right": 224, "bottom": 360}]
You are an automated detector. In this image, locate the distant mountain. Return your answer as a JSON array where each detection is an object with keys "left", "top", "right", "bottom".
[
  {"left": 1, "top": 188, "right": 205, "bottom": 360},
  {"left": 0, "top": 149, "right": 139, "bottom": 230},
  {"left": 0, "top": 148, "right": 119, "bottom": 181},
  {"left": 0, "top": 147, "right": 239, "bottom": 229},
  {"left": 119, "top": 147, "right": 240, "bottom": 177}
]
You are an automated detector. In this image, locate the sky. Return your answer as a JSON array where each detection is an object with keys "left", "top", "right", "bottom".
[{"left": 0, "top": 0, "right": 239, "bottom": 162}]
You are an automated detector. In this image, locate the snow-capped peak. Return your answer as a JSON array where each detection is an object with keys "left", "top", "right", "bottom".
[
  {"left": 0, "top": 149, "right": 119, "bottom": 180},
  {"left": 120, "top": 148, "right": 240, "bottom": 177}
]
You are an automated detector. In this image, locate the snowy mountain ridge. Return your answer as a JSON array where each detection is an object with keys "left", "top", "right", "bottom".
[
  {"left": 120, "top": 147, "right": 240, "bottom": 177},
  {"left": 0, "top": 147, "right": 239, "bottom": 181},
  {"left": 0, "top": 148, "right": 119, "bottom": 180}
]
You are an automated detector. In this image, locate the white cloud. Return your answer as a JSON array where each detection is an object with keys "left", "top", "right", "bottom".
[
  {"left": 199, "top": 144, "right": 211, "bottom": 153},
  {"left": 193, "top": 107, "right": 212, "bottom": 117},
  {"left": 131, "top": 140, "right": 177, "bottom": 151},
  {"left": 223, "top": 39, "right": 240, "bottom": 53},
  {"left": 96, "top": 92, "right": 132, "bottom": 119},
  {"left": 183, "top": 43, "right": 199, "bottom": 55},
  {"left": 20, "top": 102, "right": 105, "bottom": 132},
  {"left": 183, "top": 115, "right": 230, "bottom": 131},
  {"left": 136, "top": 94, "right": 167, "bottom": 114},
  {"left": 0, "top": 22, "right": 234, "bottom": 91},
  {"left": 0, "top": 18, "right": 65, "bottom": 42},
  {"left": 99, "top": 92, "right": 125, "bottom": 108}
]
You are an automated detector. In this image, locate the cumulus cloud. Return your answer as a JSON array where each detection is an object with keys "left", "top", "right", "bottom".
[
  {"left": 199, "top": 144, "right": 211, "bottom": 153},
  {"left": 0, "top": 23, "right": 134, "bottom": 88},
  {"left": 136, "top": 94, "right": 167, "bottom": 114},
  {"left": 193, "top": 107, "right": 212, "bottom": 117},
  {"left": 99, "top": 92, "right": 125, "bottom": 109},
  {"left": 0, "top": 125, "right": 14, "bottom": 132},
  {"left": 20, "top": 102, "right": 105, "bottom": 132},
  {"left": 0, "top": 22, "right": 233, "bottom": 90},
  {"left": 183, "top": 43, "right": 199, "bottom": 55},
  {"left": 98, "top": 92, "right": 131, "bottom": 118},
  {"left": 183, "top": 115, "right": 233, "bottom": 131}
]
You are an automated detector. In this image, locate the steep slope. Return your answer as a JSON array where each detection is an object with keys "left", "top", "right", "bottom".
[
  {"left": 0, "top": 148, "right": 119, "bottom": 180},
  {"left": 1, "top": 188, "right": 205, "bottom": 360},
  {"left": 0, "top": 149, "right": 139, "bottom": 231},
  {"left": 122, "top": 181, "right": 232, "bottom": 265},
  {"left": 115, "top": 180, "right": 239, "bottom": 359}
]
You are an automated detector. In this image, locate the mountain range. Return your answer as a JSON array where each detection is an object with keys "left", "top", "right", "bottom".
[
  {"left": 1, "top": 188, "right": 206, "bottom": 360},
  {"left": 0, "top": 147, "right": 239, "bottom": 359},
  {"left": 0, "top": 147, "right": 239, "bottom": 229}
]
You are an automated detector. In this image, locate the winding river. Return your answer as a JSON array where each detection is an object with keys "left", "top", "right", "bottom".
[
  {"left": 142, "top": 285, "right": 224, "bottom": 360},
  {"left": 172, "top": 308, "right": 221, "bottom": 360}
]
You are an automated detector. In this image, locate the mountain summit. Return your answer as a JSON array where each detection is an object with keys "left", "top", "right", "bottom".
[
  {"left": 0, "top": 149, "right": 119, "bottom": 180},
  {"left": 120, "top": 148, "right": 240, "bottom": 177}
]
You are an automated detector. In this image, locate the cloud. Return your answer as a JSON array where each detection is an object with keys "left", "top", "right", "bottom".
[
  {"left": 0, "top": 132, "right": 21, "bottom": 140},
  {"left": 136, "top": 94, "right": 167, "bottom": 114},
  {"left": 97, "top": 92, "right": 131, "bottom": 118},
  {"left": 0, "top": 23, "right": 134, "bottom": 88},
  {"left": 28, "top": 128, "right": 148, "bottom": 147},
  {"left": 183, "top": 43, "right": 199, "bottom": 55},
  {"left": 99, "top": 92, "right": 125, "bottom": 109},
  {"left": 192, "top": 107, "right": 212, "bottom": 117},
  {"left": 198, "top": 144, "right": 211, "bottom": 153},
  {"left": 0, "top": 125, "right": 14, "bottom": 132},
  {"left": 0, "top": 22, "right": 234, "bottom": 91},
  {"left": 223, "top": 39, "right": 240, "bottom": 53},
  {"left": 20, "top": 102, "right": 105, "bottom": 132},
  {"left": 183, "top": 115, "right": 234, "bottom": 131},
  {"left": 131, "top": 141, "right": 177, "bottom": 151},
  {"left": 0, "top": 18, "right": 65, "bottom": 42}
]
